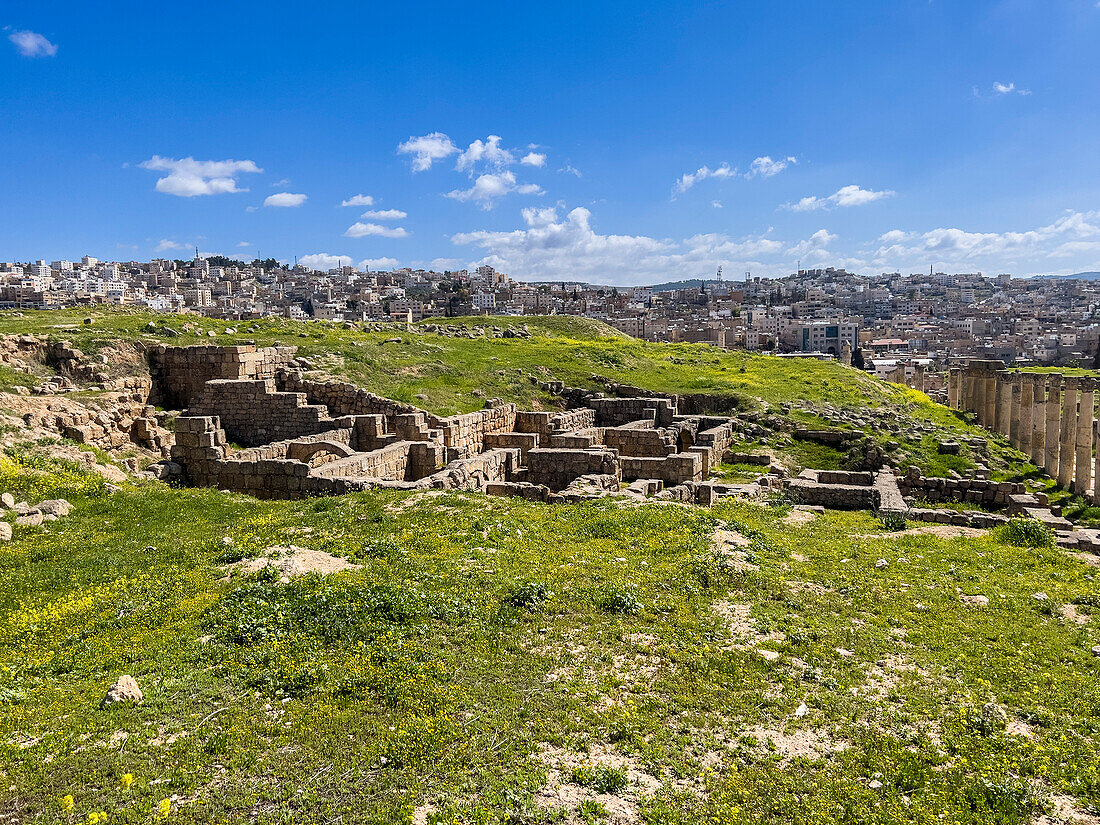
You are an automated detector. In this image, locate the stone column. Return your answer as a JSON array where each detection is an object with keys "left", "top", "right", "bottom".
[
  {"left": 984, "top": 371, "right": 998, "bottom": 428},
  {"left": 1075, "top": 380, "right": 1095, "bottom": 495},
  {"left": 1045, "top": 375, "right": 1062, "bottom": 479},
  {"left": 1030, "top": 375, "right": 1046, "bottom": 466},
  {"left": 914, "top": 364, "right": 925, "bottom": 393},
  {"left": 1009, "top": 376, "right": 1022, "bottom": 449},
  {"left": 1094, "top": 417, "right": 1100, "bottom": 503},
  {"left": 948, "top": 368, "right": 961, "bottom": 409},
  {"left": 995, "top": 372, "right": 1012, "bottom": 436},
  {"left": 1018, "top": 377, "right": 1034, "bottom": 459},
  {"left": 1059, "top": 377, "right": 1079, "bottom": 489}
]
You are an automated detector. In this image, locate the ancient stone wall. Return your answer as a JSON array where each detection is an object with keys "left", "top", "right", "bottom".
[
  {"left": 185, "top": 379, "right": 333, "bottom": 447},
  {"left": 524, "top": 447, "right": 620, "bottom": 491},
  {"left": 604, "top": 425, "right": 677, "bottom": 457},
  {"left": 620, "top": 452, "right": 704, "bottom": 485},
  {"left": 278, "top": 372, "right": 423, "bottom": 419},
  {"left": 148, "top": 344, "right": 296, "bottom": 409},
  {"left": 587, "top": 397, "right": 677, "bottom": 427},
  {"left": 429, "top": 402, "right": 517, "bottom": 459}
]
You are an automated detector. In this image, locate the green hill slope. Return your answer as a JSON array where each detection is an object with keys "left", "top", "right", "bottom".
[{"left": 1, "top": 455, "right": 1098, "bottom": 823}]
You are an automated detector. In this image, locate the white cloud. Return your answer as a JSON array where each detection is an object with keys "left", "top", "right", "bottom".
[
  {"left": 344, "top": 222, "right": 409, "bottom": 238},
  {"left": 993, "top": 81, "right": 1031, "bottom": 96},
  {"left": 397, "top": 132, "right": 458, "bottom": 172},
  {"left": 521, "top": 152, "right": 547, "bottom": 167},
  {"left": 456, "top": 135, "right": 515, "bottom": 171},
  {"left": 359, "top": 208, "right": 407, "bottom": 220},
  {"left": 870, "top": 211, "right": 1100, "bottom": 270},
  {"left": 746, "top": 155, "right": 796, "bottom": 179},
  {"left": 8, "top": 30, "right": 57, "bottom": 57},
  {"left": 139, "top": 155, "right": 262, "bottom": 197},
  {"left": 790, "top": 184, "right": 894, "bottom": 211},
  {"left": 674, "top": 163, "right": 737, "bottom": 195},
  {"left": 445, "top": 171, "right": 544, "bottom": 208},
  {"left": 155, "top": 239, "right": 186, "bottom": 253},
  {"left": 341, "top": 194, "right": 374, "bottom": 207},
  {"left": 299, "top": 253, "right": 354, "bottom": 270},
  {"left": 559, "top": 164, "right": 583, "bottom": 178},
  {"left": 712, "top": 201, "right": 723, "bottom": 209},
  {"left": 358, "top": 257, "right": 401, "bottom": 271},
  {"left": 430, "top": 257, "right": 462, "bottom": 271},
  {"left": 450, "top": 204, "right": 836, "bottom": 284},
  {"left": 264, "top": 192, "right": 307, "bottom": 207},
  {"left": 236, "top": 241, "right": 251, "bottom": 247}
]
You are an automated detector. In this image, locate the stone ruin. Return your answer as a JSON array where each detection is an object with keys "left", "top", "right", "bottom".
[{"left": 145, "top": 344, "right": 753, "bottom": 505}]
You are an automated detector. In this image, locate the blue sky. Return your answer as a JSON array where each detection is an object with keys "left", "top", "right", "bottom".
[{"left": 3, "top": 0, "right": 1100, "bottom": 284}]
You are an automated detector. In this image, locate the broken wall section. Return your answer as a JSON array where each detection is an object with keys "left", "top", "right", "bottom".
[{"left": 147, "top": 344, "right": 297, "bottom": 409}]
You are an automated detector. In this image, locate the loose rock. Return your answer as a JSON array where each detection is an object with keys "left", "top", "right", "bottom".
[{"left": 101, "top": 675, "right": 143, "bottom": 706}]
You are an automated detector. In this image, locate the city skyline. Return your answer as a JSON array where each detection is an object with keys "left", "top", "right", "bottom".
[{"left": 4, "top": 1, "right": 1100, "bottom": 283}]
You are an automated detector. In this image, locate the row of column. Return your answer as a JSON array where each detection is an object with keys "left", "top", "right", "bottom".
[{"left": 949, "top": 362, "right": 1100, "bottom": 496}]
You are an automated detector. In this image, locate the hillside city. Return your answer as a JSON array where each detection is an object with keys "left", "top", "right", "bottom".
[{"left": 4, "top": 255, "right": 1099, "bottom": 389}]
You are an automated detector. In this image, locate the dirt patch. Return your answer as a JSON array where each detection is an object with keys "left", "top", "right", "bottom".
[
  {"left": 1068, "top": 552, "right": 1100, "bottom": 568},
  {"left": 1036, "top": 792, "right": 1100, "bottom": 824},
  {"left": 534, "top": 743, "right": 663, "bottom": 825},
  {"left": 852, "top": 524, "right": 987, "bottom": 540},
  {"left": 221, "top": 546, "right": 360, "bottom": 580},
  {"left": 713, "top": 600, "right": 785, "bottom": 650},
  {"left": 782, "top": 507, "right": 820, "bottom": 528},
  {"left": 1060, "top": 604, "right": 1090, "bottom": 625},
  {"left": 711, "top": 529, "right": 756, "bottom": 572},
  {"left": 737, "top": 725, "right": 849, "bottom": 765},
  {"left": 385, "top": 490, "right": 449, "bottom": 513}
]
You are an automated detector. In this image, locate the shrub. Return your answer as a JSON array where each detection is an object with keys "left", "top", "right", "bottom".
[
  {"left": 993, "top": 518, "right": 1054, "bottom": 549},
  {"left": 505, "top": 581, "right": 554, "bottom": 610},
  {"left": 593, "top": 584, "right": 642, "bottom": 615},
  {"left": 570, "top": 764, "right": 628, "bottom": 794},
  {"left": 878, "top": 511, "right": 908, "bottom": 531}
]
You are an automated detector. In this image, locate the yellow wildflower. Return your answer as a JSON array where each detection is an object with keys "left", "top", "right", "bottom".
[
  {"left": 61, "top": 795, "right": 74, "bottom": 812},
  {"left": 121, "top": 774, "right": 134, "bottom": 791},
  {"left": 156, "top": 798, "right": 171, "bottom": 820}
]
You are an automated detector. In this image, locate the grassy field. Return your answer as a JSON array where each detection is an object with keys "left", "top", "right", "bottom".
[{"left": 1, "top": 454, "right": 1099, "bottom": 824}]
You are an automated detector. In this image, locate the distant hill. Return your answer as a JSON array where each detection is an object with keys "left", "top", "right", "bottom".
[{"left": 1036, "top": 271, "right": 1100, "bottom": 281}]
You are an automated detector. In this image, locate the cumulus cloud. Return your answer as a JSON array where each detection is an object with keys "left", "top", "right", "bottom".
[
  {"left": 236, "top": 241, "right": 251, "bottom": 247},
  {"left": 359, "top": 208, "right": 407, "bottom": 220},
  {"left": 993, "top": 81, "right": 1031, "bottom": 96},
  {"left": 559, "top": 164, "right": 583, "bottom": 178},
  {"left": 358, "top": 257, "right": 401, "bottom": 270},
  {"left": 8, "top": 30, "right": 57, "bottom": 57},
  {"left": 870, "top": 210, "right": 1100, "bottom": 270},
  {"left": 674, "top": 163, "right": 737, "bottom": 195},
  {"left": 299, "top": 253, "right": 354, "bottom": 270},
  {"left": 341, "top": 194, "right": 374, "bottom": 207},
  {"left": 445, "top": 171, "right": 543, "bottom": 208},
  {"left": 344, "top": 222, "right": 409, "bottom": 238},
  {"left": 155, "top": 239, "right": 186, "bottom": 253},
  {"left": 139, "top": 155, "right": 262, "bottom": 197},
  {"left": 674, "top": 156, "right": 796, "bottom": 197},
  {"left": 456, "top": 135, "right": 515, "bottom": 171},
  {"left": 397, "top": 132, "right": 458, "bottom": 172},
  {"left": 746, "top": 155, "right": 797, "bottom": 179},
  {"left": 521, "top": 152, "right": 547, "bottom": 167},
  {"left": 789, "top": 184, "right": 894, "bottom": 211},
  {"left": 264, "top": 192, "right": 307, "bottom": 207},
  {"left": 449, "top": 204, "right": 838, "bottom": 284}
]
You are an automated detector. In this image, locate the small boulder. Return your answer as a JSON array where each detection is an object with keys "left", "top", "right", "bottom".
[
  {"left": 0, "top": 493, "right": 14, "bottom": 509},
  {"left": 0, "top": 523, "right": 11, "bottom": 542},
  {"left": 101, "top": 675, "right": 143, "bottom": 706},
  {"left": 15, "top": 512, "right": 43, "bottom": 528},
  {"left": 37, "top": 499, "right": 72, "bottom": 518}
]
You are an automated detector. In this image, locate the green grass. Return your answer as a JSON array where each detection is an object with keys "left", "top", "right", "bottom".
[{"left": 2, "top": 454, "right": 1099, "bottom": 823}]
